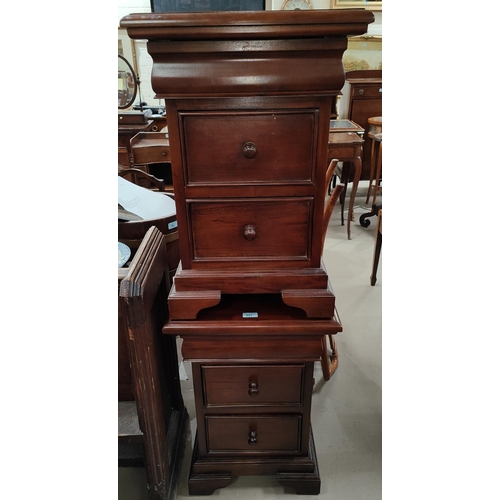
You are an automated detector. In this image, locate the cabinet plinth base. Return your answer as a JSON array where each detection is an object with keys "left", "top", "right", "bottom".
[{"left": 188, "top": 427, "right": 321, "bottom": 496}]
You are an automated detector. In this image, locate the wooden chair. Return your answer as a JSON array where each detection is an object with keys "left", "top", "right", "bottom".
[
  {"left": 320, "top": 159, "right": 345, "bottom": 381},
  {"left": 119, "top": 226, "right": 189, "bottom": 499},
  {"left": 118, "top": 167, "right": 166, "bottom": 192},
  {"left": 320, "top": 315, "right": 341, "bottom": 381}
]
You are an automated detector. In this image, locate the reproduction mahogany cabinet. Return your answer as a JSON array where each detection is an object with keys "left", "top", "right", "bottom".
[
  {"left": 164, "top": 293, "right": 343, "bottom": 495},
  {"left": 121, "top": 10, "right": 373, "bottom": 495},
  {"left": 345, "top": 70, "right": 382, "bottom": 180}
]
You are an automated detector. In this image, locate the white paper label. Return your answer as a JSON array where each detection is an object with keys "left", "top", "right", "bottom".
[{"left": 242, "top": 312, "right": 258, "bottom": 318}]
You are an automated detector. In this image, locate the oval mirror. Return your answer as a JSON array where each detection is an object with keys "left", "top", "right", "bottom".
[{"left": 118, "top": 54, "right": 138, "bottom": 109}]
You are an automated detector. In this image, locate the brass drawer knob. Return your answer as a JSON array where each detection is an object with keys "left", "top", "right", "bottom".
[
  {"left": 243, "top": 224, "right": 257, "bottom": 241},
  {"left": 248, "top": 381, "right": 259, "bottom": 396},
  {"left": 248, "top": 430, "right": 258, "bottom": 445},
  {"left": 242, "top": 141, "right": 257, "bottom": 159},
  {"left": 358, "top": 88, "right": 364, "bottom": 95}
]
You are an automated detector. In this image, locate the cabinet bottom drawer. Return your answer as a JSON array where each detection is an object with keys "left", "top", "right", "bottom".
[{"left": 205, "top": 415, "right": 301, "bottom": 454}]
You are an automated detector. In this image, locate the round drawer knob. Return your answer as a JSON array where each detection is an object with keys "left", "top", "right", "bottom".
[
  {"left": 243, "top": 225, "right": 257, "bottom": 241},
  {"left": 162, "top": 151, "right": 166, "bottom": 156},
  {"left": 248, "top": 430, "right": 258, "bottom": 445},
  {"left": 242, "top": 142, "right": 257, "bottom": 159},
  {"left": 358, "top": 88, "right": 364, "bottom": 95},
  {"left": 248, "top": 381, "right": 259, "bottom": 396}
]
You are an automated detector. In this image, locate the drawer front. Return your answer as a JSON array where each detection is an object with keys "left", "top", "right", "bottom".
[
  {"left": 203, "top": 364, "right": 304, "bottom": 407},
  {"left": 206, "top": 415, "right": 301, "bottom": 454},
  {"left": 351, "top": 85, "right": 382, "bottom": 98},
  {"left": 180, "top": 110, "right": 318, "bottom": 185},
  {"left": 132, "top": 144, "right": 170, "bottom": 165},
  {"left": 327, "top": 145, "right": 358, "bottom": 161},
  {"left": 188, "top": 198, "right": 312, "bottom": 263},
  {"left": 118, "top": 147, "right": 130, "bottom": 167}
]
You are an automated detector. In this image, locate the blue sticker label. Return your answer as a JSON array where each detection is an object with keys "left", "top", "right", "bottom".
[{"left": 168, "top": 220, "right": 178, "bottom": 230}]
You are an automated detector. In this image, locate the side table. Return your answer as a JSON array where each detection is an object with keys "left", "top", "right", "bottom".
[
  {"left": 118, "top": 117, "right": 155, "bottom": 168},
  {"left": 130, "top": 131, "right": 174, "bottom": 192},
  {"left": 327, "top": 120, "right": 365, "bottom": 239}
]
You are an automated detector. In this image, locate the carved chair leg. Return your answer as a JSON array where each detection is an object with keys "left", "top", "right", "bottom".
[{"left": 321, "top": 334, "right": 339, "bottom": 381}]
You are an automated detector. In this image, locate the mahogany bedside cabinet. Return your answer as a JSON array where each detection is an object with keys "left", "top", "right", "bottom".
[
  {"left": 121, "top": 9, "right": 374, "bottom": 495},
  {"left": 164, "top": 294, "right": 342, "bottom": 495}
]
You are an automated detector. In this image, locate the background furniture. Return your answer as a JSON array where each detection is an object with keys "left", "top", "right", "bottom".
[
  {"left": 130, "top": 132, "right": 173, "bottom": 192},
  {"left": 118, "top": 171, "right": 180, "bottom": 284},
  {"left": 359, "top": 117, "right": 382, "bottom": 228},
  {"left": 370, "top": 208, "right": 382, "bottom": 286},
  {"left": 121, "top": 9, "right": 374, "bottom": 496},
  {"left": 118, "top": 167, "right": 166, "bottom": 192},
  {"left": 345, "top": 70, "right": 382, "bottom": 181},
  {"left": 119, "top": 227, "right": 188, "bottom": 500},
  {"left": 323, "top": 160, "right": 344, "bottom": 252},
  {"left": 119, "top": 54, "right": 138, "bottom": 110},
  {"left": 118, "top": 212, "right": 179, "bottom": 286},
  {"left": 118, "top": 111, "right": 155, "bottom": 168},
  {"left": 321, "top": 163, "right": 344, "bottom": 381},
  {"left": 365, "top": 116, "right": 382, "bottom": 204},
  {"left": 327, "top": 119, "right": 365, "bottom": 239},
  {"left": 367, "top": 132, "right": 382, "bottom": 206},
  {"left": 118, "top": 269, "right": 134, "bottom": 401},
  {"left": 118, "top": 115, "right": 167, "bottom": 169},
  {"left": 117, "top": 173, "right": 182, "bottom": 484}
]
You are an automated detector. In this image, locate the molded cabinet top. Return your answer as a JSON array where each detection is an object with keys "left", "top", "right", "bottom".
[
  {"left": 120, "top": 10, "right": 374, "bottom": 97},
  {"left": 120, "top": 9, "right": 375, "bottom": 40}
]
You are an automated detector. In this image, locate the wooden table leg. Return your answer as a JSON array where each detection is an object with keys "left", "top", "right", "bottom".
[
  {"left": 339, "top": 161, "right": 351, "bottom": 227},
  {"left": 370, "top": 209, "right": 382, "bottom": 285},
  {"left": 371, "top": 140, "right": 382, "bottom": 206},
  {"left": 347, "top": 153, "right": 362, "bottom": 240}
]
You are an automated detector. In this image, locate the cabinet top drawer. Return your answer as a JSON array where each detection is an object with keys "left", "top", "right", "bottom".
[
  {"left": 350, "top": 85, "right": 382, "bottom": 98},
  {"left": 202, "top": 364, "right": 304, "bottom": 407},
  {"left": 180, "top": 110, "right": 318, "bottom": 186}
]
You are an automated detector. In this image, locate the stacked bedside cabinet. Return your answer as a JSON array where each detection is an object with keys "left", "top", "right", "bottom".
[{"left": 121, "top": 10, "right": 374, "bottom": 495}]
